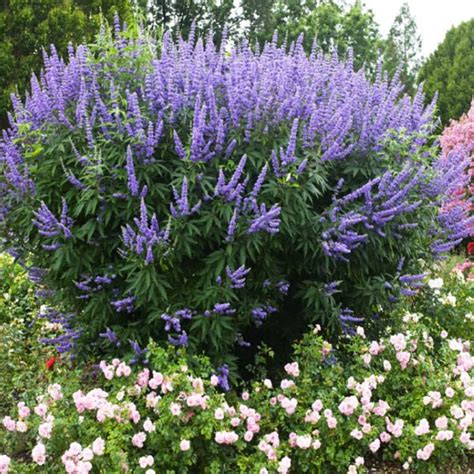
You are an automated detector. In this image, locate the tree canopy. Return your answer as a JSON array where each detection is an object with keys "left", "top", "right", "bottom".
[
  {"left": 0, "top": 0, "right": 133, "bottom": 128},
  {"left": 418, "top": 19, "right": 474, "bottom": 125}
]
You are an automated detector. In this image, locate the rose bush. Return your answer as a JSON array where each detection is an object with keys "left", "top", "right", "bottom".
[{"left": 0, "top": 261, "right": 473, "bottom": 473}]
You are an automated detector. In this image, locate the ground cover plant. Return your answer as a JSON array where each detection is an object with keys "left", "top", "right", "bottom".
[
  {"left": 0, "top": 19, "right": 473, "bottom": 377},
  {"left": 0, "top": 257, "right": 473, "bottom": 473}
]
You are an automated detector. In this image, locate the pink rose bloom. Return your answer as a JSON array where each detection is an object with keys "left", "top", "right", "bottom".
[
  {"left": 387, "top": 419, "right": 404, "bottom": 437},
  {"left": 34, "top": 403, "right": 48, "bottom": 418},
  {"left": 281, "top": 397, "right": 297, "bottom": 415},
  {"left": 15, "top": 420, "right": 27, "bottom": 433},
  {"left": 396, "top": 351, "right": 411, "bottom": 369},
  {"left": 81, "top": 448, "right": 93, "bottom": 462},
  {"left": 143, "top": 419, "right": 156, "bottom": 433},
  {"left": 369, "top": 439, "right": 380, "bottom": 453},
  {"left": 435, "top": 416, "right": 448, "bottom": 429},
  {"left": 102, "top": 367, "right": 114, "bottom": 380},
  {"left": 68, "top": 442, "right": 82, "bottom": 456},
  {"left": 38, "top": 422, "right": 53, "bottom": 438},
  {"left": 350, "top": 429, "right": 363, "bottom": 440},
  {"left": 170, "top": 403, "right": 182, "bottom": 416},
  {"left": 383, "top": 360, "right": 392, "bottom": 372},
  {"left": 416, "top": 443, "right": 435, "bottom": 461},
  {"left": 179, "top": 440, "right": 191, "bottom": 451},
  {"left": 277, "top": 456, "right": 292, "bottom": 474},
  {"left": 131, "top": 409, "right": 141, "bottom": 424},
  {"left": 280, "top": 379, "right": 295, "bottom": 390},
  {"left": 312, "top": 399, "right": 323, "bottom": 412},
  {"left": 369, "top": 341, "right": 382, "bottom": 355},
  {"left": 17, "top": 402, "right": 30, "bottom": 419},
  {"left": 304, "top": 410, "right": 320, "bottom": 424},
  {"left": 231, "top": 417, "right": 240, "bottom": 427},
  {"left": 451, "top": 406, "right": 464, "bottom": 419},
  {"left": 390, "top": 334, "right": 407, "bottom": 351},
  {"left": 146, "top": 392, "right": 159, "bottom": 408},
  {"left": 295, "top": 435, "right": 312, "bottom": 449},
  {"left": 415, "top": 419, "right": 430, "bottom": 436},
  {"left": 338, "top": 396, "right": 359, "bottom": 416},
  {"left": 380, "top": 432, "right": 391, "bottom": 443},
  {"left": 327, "top": 417, "right": 337, "bottom": 429},
  {"left": 465, "top": 386, "right": 474, "bottom": 397},
  {"left": 161, "top": 378, "right": 174, "bottom": 394},
  {"left": 92, "top": 437, "right": 105, "bottom": 456},
  {"left": 148, "top": 372, "right": 164, "bottom": 390},
  {"left": 242, "top": 391, "right": 249, "bottom": 401},
  {"left": 284, "top": 362, "right": 300, "bottom": 377},
  {"left": 32, "top": 442, "right": 46, "bottom": 465},
  {"left": 0, "top": 454, "right": 11, "bottom": 474},
  {"left": 436, "top": 430, "right": 453, "bottom": 441},
  {"left": 139, "top": 455, "right": 154, "bottom": 468},
  {"left": 2, "top": 417, "right": 16, "bottom": 432},
  {"left": 137, "top": 369, "right": 150, "bottom": 387},
  {"left": 210, "top": 375, "right": 219, "bottom": 386},
  {"left": 373, "top": 400, "right": 390, "bottom": 417},
  {"left": 244, "top": 431, "right": 254, "bottom": 442},
  {"left": 215, "top": 431, "right": 238, "bottom": 445},
  {"left": 214, "top": 408, "right": 225, "bottom": 420},
  {"left": 132, "top": 432, "right": 146, "bottom": 448},
  {"left": 47, "top": 383, "right": 63, "bottom": 401},
  {"left": 263, "top": 379, "right": 273, "bottom": 389},
  {"left": 362, "top": 423, "right": 372, "bottom": 434}
]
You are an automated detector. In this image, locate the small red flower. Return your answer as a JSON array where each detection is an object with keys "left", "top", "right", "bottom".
[
  {"left": 45, "top": 356, "right": 56, "bottom": 370},
  {"left": 468, "top": 242, "right": 474, "bottom": 255}
]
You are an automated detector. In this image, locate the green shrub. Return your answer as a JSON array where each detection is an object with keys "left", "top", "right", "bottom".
[
  {"left": 0, "top": 253, "right": 36, "bottom": 324},
  {"left": 1, "top": 22, "right": 471, "bottom": 372}
]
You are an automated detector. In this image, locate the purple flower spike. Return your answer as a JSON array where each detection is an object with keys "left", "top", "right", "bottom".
[
  {"left": 170, "top": 177, "right": 201, "bottom": 218},
  {"left": 32, "top": 200, "right": 73, "bottom": 240},
  {"left": 248, "top": 203, "right": 281, "bottom": 235},
  {"left": 99, "top": 327, "right": 121, "bottom": 347},
  {"left": 173, "top": 130, "right": 187, "bottom": 160},
  {"left": 126, "top": 145, "right": 139, "bottom": 197},
  {"left": 226, "top": 265, "right": 251, "bottom": 289},
  {"left": 111, "top": 295, "right": 135, "bottom": 313},
  {"left": 215, "top": 364, "right": 230, "bottom": 391}
]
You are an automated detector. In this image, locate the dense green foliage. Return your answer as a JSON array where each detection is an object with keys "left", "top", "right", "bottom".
[
  {"left": 0, "top": 0, "right": 133, "bottom": 128},
  {"left": 418, "top": 19, "right": 474, "bottom": 125}
]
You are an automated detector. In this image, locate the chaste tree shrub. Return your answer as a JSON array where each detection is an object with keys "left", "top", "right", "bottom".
[{"left": 0, "top": 18, "right": 472, "bottom": 373}]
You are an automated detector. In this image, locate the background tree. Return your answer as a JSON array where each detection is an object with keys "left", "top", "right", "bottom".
[
  {"left": 418, "top": 19, "right": 474, "bottom": 125},
  {"left": 137, "top": 0, "right": 237, "bottom": 44},
  {"left": 382, "top": 2, "right": 422, "bottom": 95},
  {"left": 0, "top": 0, "right": 133, "bottom": 128},
  {"left": 240, "top": 0, "right": 382, "bottom": 72}
]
